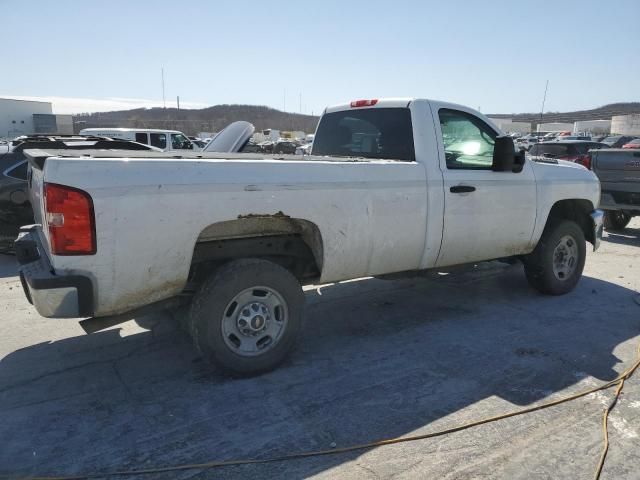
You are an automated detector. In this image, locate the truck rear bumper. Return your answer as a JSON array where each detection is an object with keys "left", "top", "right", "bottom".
[
  {"left": 600, "top": 192, "right": 640, "bottom": 212},
  {"left": 599, "top": 182, "right": 640, "bottom": 211},
  {"left": 15, "top": 226, "right": 94, "bottom": 318},
  {"left": 591, "top": 209, "right": 604, "bottom": 252}
]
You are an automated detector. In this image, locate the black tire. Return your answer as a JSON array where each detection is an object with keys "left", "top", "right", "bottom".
[
  {"left": 169, "top": 305, "right": 191, "bottom": 334},
  {"left": 190, "top": 259, "right": 304, "bottom": 376},
  {"left": 524, "top": 220, "right": 586, "bottom": 295},
  {"left": 0, "top": 223, "right": 19, "bottom": 254},
  {"left": 603, "top": 210, "right": 631, "bottom": 231}
]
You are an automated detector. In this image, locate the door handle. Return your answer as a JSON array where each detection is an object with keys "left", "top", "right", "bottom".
[{"left": 450, "top": 185, "right": 476, "bottom": 193}]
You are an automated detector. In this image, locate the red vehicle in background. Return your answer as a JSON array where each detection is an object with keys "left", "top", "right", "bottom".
[{"left": 622, "top": 139, "right": 640, "bottom": 149}]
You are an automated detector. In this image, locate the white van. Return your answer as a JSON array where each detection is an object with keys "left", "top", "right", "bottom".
[{"left": 78, "top": 128, "right": 198, "bottom": 152}]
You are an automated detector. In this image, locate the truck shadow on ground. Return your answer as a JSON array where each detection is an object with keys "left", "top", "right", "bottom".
[
  {"left": 0, "top": 264, "right": 639, "bottom": 479},
  {"left": 603, "top": 226, "right": 640, "bottom": 247},
  {"left": 0, "top": 253, "right": 17, "bottom": 279}
]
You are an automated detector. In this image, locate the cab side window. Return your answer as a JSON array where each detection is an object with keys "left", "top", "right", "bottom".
[
  {"left": 439, "top": 109, "right": 497, "bottom": 170},
  {"left": 150, "top": 133, "right": 167, "bottom": 149}
]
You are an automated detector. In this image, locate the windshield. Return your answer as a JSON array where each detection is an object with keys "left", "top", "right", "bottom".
[{"left": 312, "top": 108, "right": 415, "bottom": 161}]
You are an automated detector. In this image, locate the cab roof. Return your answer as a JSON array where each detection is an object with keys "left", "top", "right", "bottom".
[
  {"left": 79, "top": 128, "right": 185, "bottom": 134},
  {"left": 324, "top": 98, "right": 415, "bottom": 113}
]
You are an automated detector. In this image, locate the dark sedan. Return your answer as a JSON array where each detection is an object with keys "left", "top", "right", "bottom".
[
  {"left": 0, "top": 135, "right": 156, "bottom": 250},
  {"left": 600, "top": 135, "right": 637, "bottom": 148}
]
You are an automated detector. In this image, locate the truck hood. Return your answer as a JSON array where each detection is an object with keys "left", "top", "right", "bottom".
[
  {"left": 529, "top": 157, "right": 596, "bottom": 175},
  {"left": 203, "top": 121, "right": 255, "bottom": 153},
  {"left": 529, "top": 157, "right": 601, "bottom": 208}
]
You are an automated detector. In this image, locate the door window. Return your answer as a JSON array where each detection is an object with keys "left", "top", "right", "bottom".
[
  {"left": 171, "top": 133, "right": 193, "bottom": 150},
  {"left": 149, "top": 133, "right": 167, "bottom": 149},
  {"left": 439, "top": 109, "right": 497, "bottom": 169},
  {"left": 135, "top": 132, "right": 148, "bottom": 144},
  {"left": 5, "top": 161, "right": 28, "bottom": 180}
]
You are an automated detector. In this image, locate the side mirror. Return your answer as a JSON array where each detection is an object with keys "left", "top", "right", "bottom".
[{"left": 492, "top": 136, "right": 516, "bottom": 172}]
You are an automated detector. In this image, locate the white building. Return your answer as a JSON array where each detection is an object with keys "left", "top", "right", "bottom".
[
  {"left": 537, "top": 122, "right": 573, "bottom": 133},
  {"left": 0, "top": 98, "right": 73, "bottom": 138},
  {"left": 573, "top": 120, "right": 611, "bottom": 135},
  {"left": 488, "top": 118, "right": 531, "bottom": 134},
  {"left": 611, "top": 114, "right": 640, "bottom": 136},
  {"left": 0, "top": 98, "right": 52, "bottom": 138}
]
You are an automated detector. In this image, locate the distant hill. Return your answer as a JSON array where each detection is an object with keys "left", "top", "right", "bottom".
[
  {"left": 488, "top": 102, "right": 640, "bottom": 124},
  {"left": 73, "top": 104, "right": 320, "bottom": 135},
  {"left": 73, "top": 101, "right": 640, "bottom": 136}
]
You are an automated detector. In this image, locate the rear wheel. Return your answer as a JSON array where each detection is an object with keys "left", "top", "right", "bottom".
[
  {"left": 524, "top": 220, "right": 586, "bottom": 295},
  {"left": 190, "top": 259, "right": 304, "bottom": 376},
  {"left": 603, "top": 210, "right": 631, "bottom": 231}
]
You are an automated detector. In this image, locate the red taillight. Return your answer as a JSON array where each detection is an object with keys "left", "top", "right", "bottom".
[
  {"left": 44, "top": 182, "right": 96, "bottom": 255},
  {"left": 350, "top": 99, "right": 378, "bottom": 108},
  {"left": 575, "top": 154, "right": 591, "bottom": 169},
  {"left": 560, "top": 154, "right": 591, "bottom": 169}
]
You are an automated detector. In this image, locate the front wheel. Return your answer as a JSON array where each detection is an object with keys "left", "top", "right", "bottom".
[
  {"left": 190, "top": 259, "right": 304, "bottom": 376},
  {"left": 603, "top": 210, "right": 631, "bottom": 231},
  {"left": 524, "top": 220, "right": 586, "bottom": 295}
]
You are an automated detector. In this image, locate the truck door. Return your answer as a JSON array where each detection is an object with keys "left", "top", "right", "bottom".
[{"left": 433, "top": 107, "right": 537, "bottom": 267}]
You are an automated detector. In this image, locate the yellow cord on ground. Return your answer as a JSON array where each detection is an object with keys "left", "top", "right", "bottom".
[
  {"left": 6, "top": 342, "right": 639, "bottom": 480},
  {"left": 594, "top": 379, "right": 625, "bottom": 480}
]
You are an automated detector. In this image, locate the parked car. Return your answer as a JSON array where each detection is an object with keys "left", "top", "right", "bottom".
[
  {"left": 600, "top": 135, "right": 637, "bottom": 148},
  {"left": 295, "top": 143, "right": 313, "bottom": 155},
  {"left": 555, "top": 135, "right": 592, "bottom": 141},
  {"left": 622, "top": 139, "right": 640, "bottom": 149},
  {"left": 258, "top": 141, "right": 274, "bottom": 153},
  {"left": 273, "top": 140, "right": 298, "bottom": 154},
  {"left": 17, "top": 97, "right": 602, "bottom": 375},
  {"left": 240, "top": 141, "right": 262, "bottom": 153},
  {"left": 79, "top": 128, "right": 199, "bottom": 152},
  {"left": 527, "top": 141, "right": 609, "bottom": 169},
  {"left": 0, "top": 135, "right": 157, "bottom": 250},
  {"left": 540, "top": 132, "right": 560, "bottom": 142},
  {"left": 590, "top": 148, "right": 640, "bottom": 231},
  {"left": 515, "top": 135, "right": 540, "bottom": 151},
  {"left": 188, "top": 136, "right": 207, "bottom": 149}
]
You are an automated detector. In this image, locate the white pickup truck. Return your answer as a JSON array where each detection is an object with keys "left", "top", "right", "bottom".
[{"left": 17, "top": 98, "right": 603, "bottom": 375}]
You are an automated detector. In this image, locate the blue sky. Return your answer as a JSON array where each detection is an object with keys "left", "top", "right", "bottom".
[{"left": 2, "top": 0, "right": 639, "bottom": 114}]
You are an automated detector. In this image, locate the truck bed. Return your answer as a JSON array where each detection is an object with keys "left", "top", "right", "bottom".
[
  {"left": 25, "top": 148, "right": 428, "bottom": 316},
  {"left": 591, "top": 149, "right": 640, "bottom": 211}
]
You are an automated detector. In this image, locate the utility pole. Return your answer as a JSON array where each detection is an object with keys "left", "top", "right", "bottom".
[
  {"left": 539, "top": 79, "right": 549, "bottom": 130},
  {"left": 177, "top": 96, "right": 180, "bottom": 110},
  {"left": 161, "top": 67, "right": 166, "bottom": 109}
]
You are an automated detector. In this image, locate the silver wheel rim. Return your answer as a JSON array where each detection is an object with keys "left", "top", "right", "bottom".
[
  {"left": 552, "top": 235, "right": 579, "bottom": 281},
  {"left": 221, "top": 286, "right": 288, "bottom": 357},
  {"left": 613, "top": 211, "right": 628, "bottom": 223}
]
